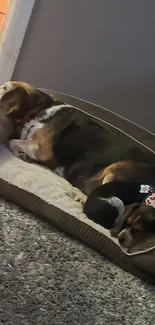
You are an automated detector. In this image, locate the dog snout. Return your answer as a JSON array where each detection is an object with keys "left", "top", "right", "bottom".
[{"left": 118, "top": 229, "right": 133, "bottom": 248}]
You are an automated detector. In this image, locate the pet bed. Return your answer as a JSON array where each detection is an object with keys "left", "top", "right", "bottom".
[{"left": 0, "top": 89, "right": 155, "bottom": 284}]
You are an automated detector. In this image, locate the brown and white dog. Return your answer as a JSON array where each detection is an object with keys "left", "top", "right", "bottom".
[{"left": 0, "top": 81, "right": 155, "bottom": 196}]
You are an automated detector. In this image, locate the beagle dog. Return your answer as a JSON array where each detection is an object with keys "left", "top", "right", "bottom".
[
  {"left": 83, "top": 181, "right": 155, "bottom": 248},
  {"left": 117, "top": 203, "right": 155, "bottom": 248},
  {"left": 0, "top": 81, "right": 155, "bottom": 196}
]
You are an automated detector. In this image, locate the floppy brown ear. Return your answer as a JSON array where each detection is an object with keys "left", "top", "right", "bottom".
[
  {"left": 0, "top": 81, "right": 54, "bottom": 122},
  {"left": 116, "top": 203, "right": 142, "bottom": 231}
]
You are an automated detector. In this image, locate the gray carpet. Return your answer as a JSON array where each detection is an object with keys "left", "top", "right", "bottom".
[{"left": 0, "top": 199, "right": 155, "bottom": 325}]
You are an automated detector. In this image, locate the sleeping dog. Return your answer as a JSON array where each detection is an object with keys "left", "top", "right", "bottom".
[
  {"left": 0, "top": 81, "right": 155, "bottom": 196},
  {"left": 83, "top": 181, "right": 155, "bottom": 247}
]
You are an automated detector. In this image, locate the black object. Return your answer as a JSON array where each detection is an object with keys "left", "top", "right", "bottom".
[{"left": 83, "top": 181, "right": 147, "bottom": 229}]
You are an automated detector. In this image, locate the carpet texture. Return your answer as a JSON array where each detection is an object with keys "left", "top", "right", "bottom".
[{"left": 0, "top": 198, "right": 155, "bottom": 325}]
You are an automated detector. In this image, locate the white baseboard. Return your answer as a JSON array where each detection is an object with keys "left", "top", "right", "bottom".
[{"left": 0, "top": 0, "right": 36, "bottom": 84}]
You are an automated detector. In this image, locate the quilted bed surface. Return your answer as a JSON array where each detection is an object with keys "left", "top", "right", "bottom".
[{"left": 0, "top": 145, "right": 111, "bottom": 236}]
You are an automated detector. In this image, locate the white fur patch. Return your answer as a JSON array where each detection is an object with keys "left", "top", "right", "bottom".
[
  {"left": 54, "top": 166, "right": 65, "bottom": 177},
  {"left": 0, "top": 81, "right": 14, "bottom": 100},
  {"left": 41, "top": 104, "right": 71, "bottom": 120},
  {"left": 9, "top": 139, "right": 38, "bottom": 160},
  {"left": 99, "top": 196, "right": 125, "bottom": 217},
  {"left": 21, "top": 104, "right": 70, "bottom": 140},
  {"left": 21, "top": 120, "right": 44, "bottom": 140}
]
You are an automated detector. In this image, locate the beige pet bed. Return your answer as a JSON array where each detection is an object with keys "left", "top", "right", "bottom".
[{"left": 0, "top": 90, "right": 155, "bottom": 284}]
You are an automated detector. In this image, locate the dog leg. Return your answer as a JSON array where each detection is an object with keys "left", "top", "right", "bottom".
[
  {"left": 9, "top": 139, "right": 39, "bottom": 161},
  {"left": 73, "top": 187, "right": 87, "bottom": 205},
  {"left": 102, "top": 173, "right": 115, "bottom": 184}
]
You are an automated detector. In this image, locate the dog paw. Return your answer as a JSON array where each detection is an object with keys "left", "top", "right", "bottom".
[
  {"left": 9, "top": 139, "right": 19, "bottom": 155},
  {"left": 73, "top": 187, "right": 87, "bottom": 205},
  {"left": 18, "top": 152, "right": 31, "bottom": 163},
  {"left": 9, "top": 139, "right": 24, "bottom": 159},
  {"left": 9, "top": 140, "right": 31, "bottom": 162},
  {"left": 110, "top": 228, "right": 119, "bottom": 237},
  {"left": 0, "top": 81, "right": 14, "bottom": 100},
  {"left": 74, "top": 195, "right": 87, "bottom": 205}
]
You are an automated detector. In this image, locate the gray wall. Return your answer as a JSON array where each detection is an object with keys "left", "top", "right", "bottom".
[{"left": 13, "top": 0, "right": 155, "bottom": 132}]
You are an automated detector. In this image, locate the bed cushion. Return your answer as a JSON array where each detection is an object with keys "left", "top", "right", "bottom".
[
  {"left": 1, "top": 88, "right": 155, "bottom": 283},
  {"left": 0, "top": 145, "right": 155, "bottom": 284}
]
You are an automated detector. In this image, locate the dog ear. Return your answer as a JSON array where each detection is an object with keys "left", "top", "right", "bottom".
[
  {"left": 117, "top": 203, "right": 141, "bottom": 230},
  {"left": 140, "top": 205, "right": 155, "bottom": 231},
  {"left": 0, "top": 82, "right": 54, "bottom": 121}
]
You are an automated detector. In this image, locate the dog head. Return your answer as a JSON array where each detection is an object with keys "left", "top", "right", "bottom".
[
  {"left": 0, "top": 81, "right": 54, "bottom": 125},
  {"left": 117, "top": 204, "right": 155, "bottom": 248}
]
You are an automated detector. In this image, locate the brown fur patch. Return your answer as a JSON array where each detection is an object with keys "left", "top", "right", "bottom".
[
  {"left": 102, "top": 161, "right": 134, "bottom": 183},
  {"left": 88, "top": 161, "right": 134, "bottom": 187},
  {"left": 32, "top": 126, "right": 56, "bottom": 163}
]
